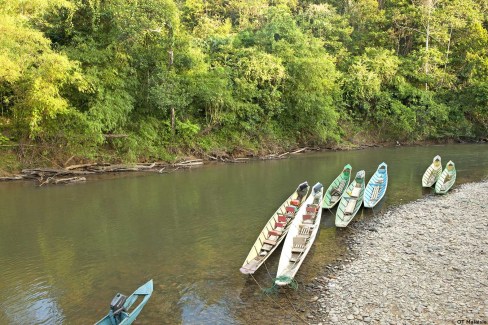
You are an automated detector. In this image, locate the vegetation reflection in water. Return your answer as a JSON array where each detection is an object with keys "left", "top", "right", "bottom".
[{"left": 0, "top": 144, "right": 487, "bottom": 324}]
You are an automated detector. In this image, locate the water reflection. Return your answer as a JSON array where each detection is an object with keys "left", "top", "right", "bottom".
[
  {"left": 0, "top": 144, "right": 486, "bottom": 324},
  {"left": 1, "top": 280, "right": 64, "bottom": 325}
]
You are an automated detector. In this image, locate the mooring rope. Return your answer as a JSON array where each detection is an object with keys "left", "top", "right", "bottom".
[{"left": 249, "top": 274, "right": 309, "bottom": 324}]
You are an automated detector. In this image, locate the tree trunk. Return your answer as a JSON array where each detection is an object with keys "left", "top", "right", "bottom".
[{"left": 171, "top": 107, "right": 175, "bottom": 134}]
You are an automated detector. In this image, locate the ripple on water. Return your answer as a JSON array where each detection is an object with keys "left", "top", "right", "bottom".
[{"left": 0, "top": 277, "right": 65, "bottom": 325}]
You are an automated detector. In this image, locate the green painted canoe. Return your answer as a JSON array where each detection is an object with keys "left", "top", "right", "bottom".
[
  {"left": 95, "top": 279, "right": 153, "bottom": 325},
  {"left": 322, "top": 164, "right": 352, "bottom": 209},
  {"left": 435, "top": 161, "right": 456, "bottom": 194},
  {"left": 335, "top": 170, "right": 365, "bottom": 227}
]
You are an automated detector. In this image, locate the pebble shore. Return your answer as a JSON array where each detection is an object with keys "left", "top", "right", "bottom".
[{"left": 309, "top": 181, "right": 488, "bottom": 324}]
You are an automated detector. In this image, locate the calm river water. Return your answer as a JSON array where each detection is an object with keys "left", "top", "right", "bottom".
[{"left": 0, "top": 144, "right": 487, "bottom": 324}]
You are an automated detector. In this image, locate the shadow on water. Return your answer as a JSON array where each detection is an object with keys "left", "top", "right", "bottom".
[{"left": 0, "top": 144, "right": 487, "bottom": 324}]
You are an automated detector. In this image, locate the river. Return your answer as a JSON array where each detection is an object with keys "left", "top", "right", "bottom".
[{"left": 0, "top": 144, "right": 487, "bottom": 324}]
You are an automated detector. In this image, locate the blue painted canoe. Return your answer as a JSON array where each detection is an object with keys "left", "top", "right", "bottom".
[
  {"left": 364, "top": 162, "right": 388, "bottom": 208},
  {"left": 95, "top": 279, "right": 153, "bottom": 325}
]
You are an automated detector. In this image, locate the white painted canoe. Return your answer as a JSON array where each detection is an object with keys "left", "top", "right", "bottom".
[
  {"left": 435, "top": 161, "right": 456, "bottom": 194},
  {"left": 364, "top": 163, "right": 388, "bottom": 208},
  {"left": 240, "top": 182, "right": 310, "bottom": 275},
  {"left": 422, "top": 155, "right": 442, "bottom": 187},
  {"left": 335, "top": 170, "right": 365, "bottom": 227},
  {"left": 275, "top": 182, "right": 324, "bottom": 286}
]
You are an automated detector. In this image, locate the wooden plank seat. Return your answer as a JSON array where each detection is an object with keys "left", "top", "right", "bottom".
[
  {"left": 290, "top": 253, "right": 301, "bottom": 263},
  {"left": 370, "top": 186, "right": 380, "bottom": 200},
  {"left": 260, "top": 244, "right": 273, "bottom": 253},
  {"left": 331, "top": 180, "right": 347, "bottom": 196},
  {"left": 298, "top": 224, "right": 312, "bottom": 237},
  {"left": 277, "top": 215, "right": 287, "bottom": 223},
  {"left": 350, "top": 186, "right": 361, "bottom": 198},
  {"left": 330, "top": 194, "right": 340, "bottom": 203},
  {"left": 306, "top": 205, "right": 318, "bottom": 213},
  {"left": 302, "top": 214, "right": 315, "bottom": 224},
  {"left": 263, "top": 236, "right": 278, "bottom": 246},
  {"left": 291, "top": 236, "right": 307, "bottom": 253},
  {"left": 286, "top": 206, "right": 297, "bottom": 214},
  {"left": 275, "top": 222, "right": 286, "bottom": 229},
  {"left": 263, "top": 230, "right": 281, "bottom": 246},
  {"left": 290, "top": 199, "right": 300, "bottom": 206},
  {"left": 344, "top": 199, "right": 357, "bottom": 215}
]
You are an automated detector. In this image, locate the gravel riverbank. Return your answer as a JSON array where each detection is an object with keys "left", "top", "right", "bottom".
[{"left": 311, "top": 180, "right": 488, "bottom": 325}]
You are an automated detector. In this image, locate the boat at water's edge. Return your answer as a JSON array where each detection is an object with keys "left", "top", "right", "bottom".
[
  {"left": 322, "top": 164, "right": 352, "bottom": 209},
  {"left": 422, "top": 155, "right": 442, "bottom": 187},
  {"left": 240, "top": 182, "right": 310, "bottom": 275},
  {"left": 435, "top": 161, "right": 456, "bottom": 194},
  {"left": 335, "top": 170, "right": 366, "bottom": 227},
  {"left": 275, "top": 182, "right": 324, "bottom": 286},
  {"left": 364, "top": 162, "right": 388, "bottom": 208}
]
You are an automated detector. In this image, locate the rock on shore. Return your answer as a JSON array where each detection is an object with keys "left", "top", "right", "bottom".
[{"left": 314, "top": 181, "right": 488, "bottom": 324}]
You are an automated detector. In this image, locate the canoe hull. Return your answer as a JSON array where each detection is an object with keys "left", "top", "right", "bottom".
[
  {"left": 364, "top": 163, "right": 388, "bottom": 208},
  {"left": 95, "top": 279, "right": 153, "bottom": 325},
  {"left": 275, "top": 183, "right": 324, "bottom": 286},
  {"left": 240, "top": 182, "right": 310, "bottom": 275},
  {"left": 335, "top": 171, "right": 365, "bottom": 227},
  {"left": 435, "top": 161, "right": 456, "bottom": 194},
  {"left": 422, "top": 155, "right": 442, "bottom": 187},
  {"left": 322, "top": 164, "right": 352, "bottom": 209}
]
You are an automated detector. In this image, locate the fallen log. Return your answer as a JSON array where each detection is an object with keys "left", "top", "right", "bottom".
[
  {"left": 290, "top": 147, "right": 308, "bottom": 154},
  {"left": 65, "top": 163, "right": 97, "bottom": 170},
  {"left": 278, "top": 152, "right": 290, "bottom": 158},
  {"left": 229, "top": 157, "right": 249, "bottom": 163},
  {"left": 174, "top": 159, "right": 203, "bottom": 165},
  {"left": 54, "top": 177, "right": 87, "bottom": 184},
  {"left": 173, "top": 161, "right": 204, "bottom": 167},
  {"left": 0, "top": 175, "right": 25, "bottom": 181}
]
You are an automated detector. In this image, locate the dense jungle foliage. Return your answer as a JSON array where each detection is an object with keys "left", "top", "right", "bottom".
[{"left": 0, "top": 0, "right": 487, "bottom": 165}]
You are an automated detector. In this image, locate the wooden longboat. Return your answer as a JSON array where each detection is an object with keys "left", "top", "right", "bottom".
[
  {"left": 364, "top": 162, "right": 388, "bottom": 208},
  {"left": 322, "top": 164, "right": 352, "bottom": 209},
  {"left": 95, "top": 279, "right": 153, "bottom": 325},
  {"left": 335, "top": 170, "right": 366, "bottom": 227},
  {"left": 435, "top": 161, "right": 456, "bottom": 194},
  {"left": 240, "top": 182, "right": 310, "bottom": 275},
  {"left": 275, "top": 182, "right": 324, "bottom": 286},
  {"left": 422, "top": 155, "right": 442, "bottom": 187}
]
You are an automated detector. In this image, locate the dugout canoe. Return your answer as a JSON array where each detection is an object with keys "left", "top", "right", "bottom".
[
  {"left": 240, "top": 182, "right": 310, "bottom": 275},
  {"left": 435, "top": 161, "right": 456, "bottom": 194},
  {"left": 95, "top": 279, "right": 153, "bottom": 325},
  {"left": 422, "top": 155, "right": 442, "bottom": 187},
  {"left": 275, "top": 182, "right": 324, "bottom": 286},
  {"left": 335, "top": 170, "right": 365, "bottom": 227},
  {"left": 364, "top": 163, "right": 388, "bottom": 208},
  {"left": 322, "top": 164, "right": 352, "bottom": 209}
]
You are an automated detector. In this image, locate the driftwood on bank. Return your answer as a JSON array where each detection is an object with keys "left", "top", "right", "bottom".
[{"left": 1, "top": 148, "right": 313, "bottom": 185}]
